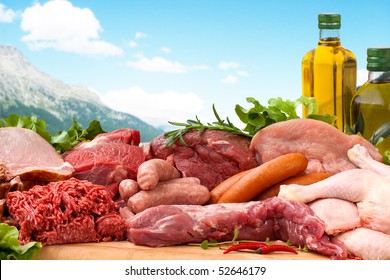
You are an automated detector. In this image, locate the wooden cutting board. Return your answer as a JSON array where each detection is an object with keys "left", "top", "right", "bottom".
[{"left": 35, "top": 240, "right": 329, "bottom": 260}]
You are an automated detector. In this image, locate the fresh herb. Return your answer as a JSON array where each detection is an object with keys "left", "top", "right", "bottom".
[
  {"left": 0, "top": 223, "right": 42, "bottom": 260},
  {"left": 0, "top": 114, "right": 105, "bottom": 153},
  {"left": 164, "top": 96, "right": 336, "bottom": 146},
  {"left": 164, "top": 104, "right": 250, "bottom": 147}
]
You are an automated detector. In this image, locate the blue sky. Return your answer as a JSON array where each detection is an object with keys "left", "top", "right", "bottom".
[{"left": 1, "top": 0, "right": 390, "bottom": 128}]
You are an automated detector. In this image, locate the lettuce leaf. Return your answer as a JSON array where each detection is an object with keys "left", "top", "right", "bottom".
[{"left": 0, "top": 223, "right": 42, "bottom": 260}]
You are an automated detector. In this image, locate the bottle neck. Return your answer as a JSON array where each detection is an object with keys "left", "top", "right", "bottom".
[
  {"left": 368, "top": 71, "right": 390, "bottom": 83},
  {"left": 319, "top": 29, "right": 340, "bottom": 46}
]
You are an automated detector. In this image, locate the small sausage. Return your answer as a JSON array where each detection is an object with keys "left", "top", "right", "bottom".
[
  {"left": 217, "top": 153, "right": 308, "bottom": 203},
  {"left": 137, "top": 158, "right": 181, "bottom": 190},
  {"left": 119, "top": 179, "right": 140, "bottom": 203},
  {"left": 127, "top": 177, "right": 210, "bottom": 213},
  {"left": 208, "top": 168, "right": 254, "bottom": 204},
  {"left": 255, "top": 172, "right": 333, "bottom": 200}
]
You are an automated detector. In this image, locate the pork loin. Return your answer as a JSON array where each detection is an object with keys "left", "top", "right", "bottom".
[
  {"left": 250, "top": 118, "right": 382, "bottom": 174},
  {"left": 126, "top": 197, "right": 348, "bottom": 259}
]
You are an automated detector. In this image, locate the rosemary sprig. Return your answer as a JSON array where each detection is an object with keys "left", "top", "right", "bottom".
[{"left": 163, "top": 104, "right": 251, "bottom": 147}]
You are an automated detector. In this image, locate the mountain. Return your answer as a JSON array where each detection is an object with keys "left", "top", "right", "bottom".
[{"left": 0, "top": 45, "right": 163, "bottom": 142}]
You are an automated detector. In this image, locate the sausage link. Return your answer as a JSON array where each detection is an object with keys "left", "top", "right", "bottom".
[
  {"left": 217, "top": 153, "right": 308, "bottom": 203},
  {"left": 137, "top": 159, "right": 181, "bottom": 190},
  {"left": 127, "top": 177, "right": 210, "bottom": 213},
  {"left": 256, "top": 172, "right": 333, "bottom": 200},
  {"left": 119, "top": 179, "right": 140, "bottom": 203},
  {"left": 208, "top": 168, "right": 253, "bottom": 204}
]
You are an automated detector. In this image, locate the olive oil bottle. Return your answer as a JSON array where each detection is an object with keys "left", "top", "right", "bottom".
[
  {"left": 302, "top": 13, "right": 356, "bottom": 131},
  {"left": 351, "top": 47, "right": 390, "bottom": 155}
]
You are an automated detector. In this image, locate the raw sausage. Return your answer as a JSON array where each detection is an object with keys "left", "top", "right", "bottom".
[
  {"left": 119, "top": 179, "right": 140, "bottom": 202},
  {"left": 137, "top": 158, "right": 181, "bottom": 190},
  {"left": 217, "top": 153, "right": 308, "bottom": 203},
  {"left": 127, "top": 177, "right": 210, "bottom": 213},
  {"left": 256, "top": 172, "right": 332, "bottom": 200},
  {"left": 208, "top": 168, "right": 253, "bottom": 204}
]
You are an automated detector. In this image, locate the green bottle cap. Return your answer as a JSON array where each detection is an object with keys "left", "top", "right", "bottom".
[
  {"left": 367, "top": 47, "right": 390, "bottom": 71},
  {"left": 318, "top": 13, "right": 341, "bottom": 29}
]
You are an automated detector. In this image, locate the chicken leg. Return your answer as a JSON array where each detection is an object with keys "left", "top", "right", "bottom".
[
  {"left": 348, "top": 144, "right": 390, "bottom": 180},
  {"left": 278, "top": 168, "right": 390, "bottom": 235}
]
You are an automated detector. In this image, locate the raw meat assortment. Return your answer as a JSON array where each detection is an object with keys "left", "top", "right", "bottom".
[
  {"left": 126, "top": 197, "right": 348, "bottom": 259},
  {"left": 63, "top": 129, "right": 145, "bottom": 197},
  {"left": 6, "top": 178, "right": 126, "bottom": 245},
  {"left": 250, "top": 118, "right": 382, "bottom": 174},
  {"left": 0, "top": 127, "right": 74, "bottom": 199},
  {"left": 150, "top": 130, "right": 259, "bottom": 190}
]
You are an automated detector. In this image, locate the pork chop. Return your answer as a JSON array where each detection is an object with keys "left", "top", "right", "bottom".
[{"left": 250, "top": 118, "right": 382, "bottom": 174}]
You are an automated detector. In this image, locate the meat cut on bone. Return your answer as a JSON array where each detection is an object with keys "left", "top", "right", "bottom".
[
  {"left": 278, "top": 168, "right": 390, "bottom": 235},
  {"left": 278, "top": 144, "right": 390, "bottom": 259}
]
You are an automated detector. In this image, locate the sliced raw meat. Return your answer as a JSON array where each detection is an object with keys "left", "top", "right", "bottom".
[
  {"left": 0, "top": 127, "right": 74, "bottom": 198},
  {"left": 6, "top": 178, "right": 126, "bottom": 245},
  {"left": 250, "top": 118, "right": 382, "bottom": 174},
  {"left": 63, "top": 143, "right": 145, "bottom": 196},
  {"left": 149, "top": 129, "right": 258, "bottom": 190},
  {"left": 125, "top": 197, "right": 348, "bottom": 259}
]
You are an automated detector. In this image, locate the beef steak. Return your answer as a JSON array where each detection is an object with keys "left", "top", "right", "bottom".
[{"left": 149, "top": 129, "right": 258, "bottom": 190}]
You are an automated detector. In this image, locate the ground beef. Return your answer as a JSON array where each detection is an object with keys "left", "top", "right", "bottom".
[{"left": 6, "top": 178, "right": 126, "bottom": 245}]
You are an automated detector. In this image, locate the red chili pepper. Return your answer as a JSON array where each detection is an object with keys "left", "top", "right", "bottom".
[
  {"left": 256, "top": 245, "right": 298, "bottom": 255},
  {"left": 223, "top": 242, "right": 267, "bottom": 254},
  {"left": 223, "top": 242, "right": 298, "bottom": 255}
]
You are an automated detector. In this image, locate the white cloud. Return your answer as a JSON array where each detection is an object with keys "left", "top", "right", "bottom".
[
  {"left": 218, "top": 61, "right": 240, "bottom": 70},
  {"left": 100, "top": 86, "right": 204, "bottom": 126},
  {"left": 135, "top": 32, "right": 147, "bottom": 39},
  {"left": 0, "top": 4, "right": 17, "bottom": 23},
  {"left": 127, "top": 55, "right": 208, "bottom": 73},
  {"left": 160, "top": 47, "right": 171, "bottom": 53},
  {"left": 20, "top": 0, "right": 122, "bottom": 56},
  {"left": 221, "top": 75, "right": 238, "bottom": 84},
  {"left": 127, "top": 56, "right": 187, "bottom": 73},
  {"left": 128, "top": 41, "right": 137, "bottom": 48},
  {"left": 236, "top": 70, "right": 249, "bottom": 77}
]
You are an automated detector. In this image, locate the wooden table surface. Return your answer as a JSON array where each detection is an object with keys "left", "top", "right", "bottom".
[{"left": 35, "top": 240, "right": 329, "bottom": 260}]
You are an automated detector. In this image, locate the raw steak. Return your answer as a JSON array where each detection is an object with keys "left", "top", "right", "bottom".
[
  {"left": 63, "top": 143, "right": 145, "bottom": 196},
  {"left": 149, "top": 130, "right": 258, "bottom": 190},
  {"left": 0, "top": 127, "right": 74, "bottom": 198},
  {"left": 125, "top": 197, "right": 348, "bottom": 259},
  {"left": 250, "top": 118, "right": 382, "bottom": 174},
  {"left": 6, "top": 178, "right": 126, "bottom": 245}
]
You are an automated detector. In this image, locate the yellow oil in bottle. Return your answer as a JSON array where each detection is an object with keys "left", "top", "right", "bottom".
[
  {"left": 351, "top": 81, "right": 390, "bottom": 155},
  {"left": 302, "top": 14, "right": 356, "bottom": 131}
]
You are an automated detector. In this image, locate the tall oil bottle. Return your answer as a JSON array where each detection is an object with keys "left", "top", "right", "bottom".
[{"left": 302, "top": 13, "right": 357, "bottom": 131}]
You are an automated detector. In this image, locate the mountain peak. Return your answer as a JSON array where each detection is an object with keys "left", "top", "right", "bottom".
[{"left": 0, "top": 44, "right": 102, "bottom": 105}]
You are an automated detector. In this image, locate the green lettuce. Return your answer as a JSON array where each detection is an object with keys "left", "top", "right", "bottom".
[{"left": 0, "top": 223, "right": 42, "bottom": 260}]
